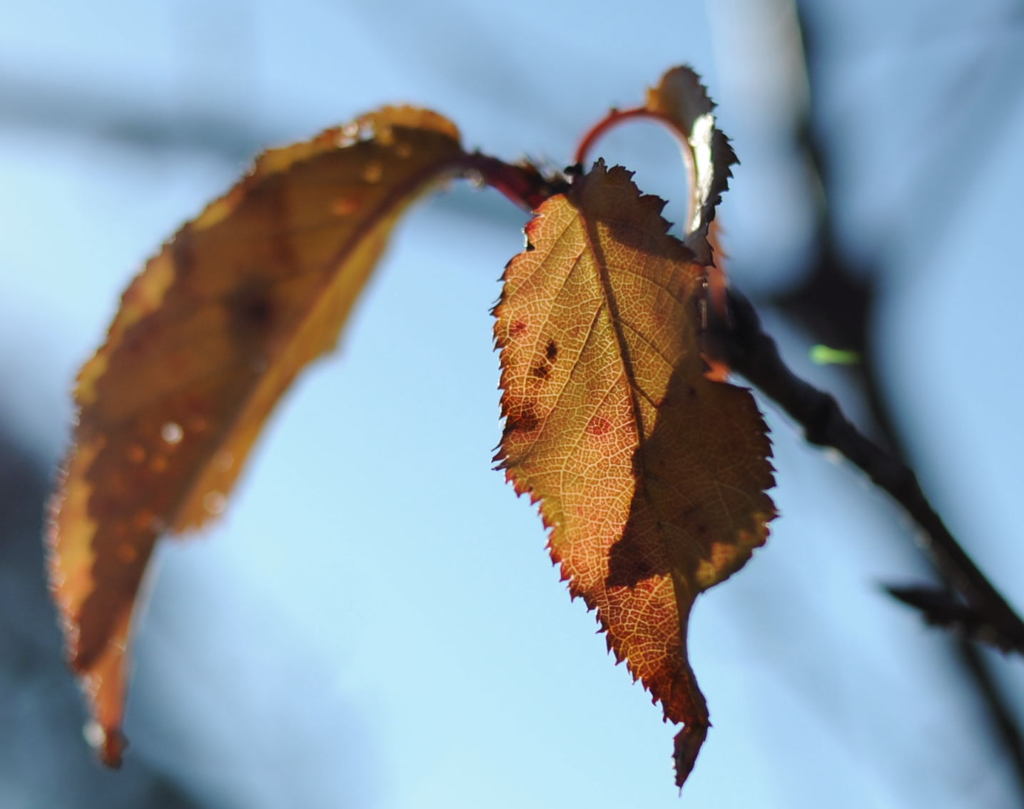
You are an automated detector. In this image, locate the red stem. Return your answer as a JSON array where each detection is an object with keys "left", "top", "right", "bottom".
[
  {"left": 574, "top": 107, "right": 664, "bottom": 168},
  {"left": 460, "top": 152, "right": 565, "bottom": 211}
]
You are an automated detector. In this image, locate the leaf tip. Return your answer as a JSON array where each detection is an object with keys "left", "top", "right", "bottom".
[
  {"left": 673, "top": 721, "right": 709, "bottom": 790},
  {"left": 85, "top": 719, "right": 126, "bottom": 768}
]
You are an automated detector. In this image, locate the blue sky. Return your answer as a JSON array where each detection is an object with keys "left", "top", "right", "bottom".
[{"left": 1, "top": 1, "right": 1022, "bottom": 807}]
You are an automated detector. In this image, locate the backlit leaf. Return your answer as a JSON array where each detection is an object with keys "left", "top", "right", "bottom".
[
  {"left": 643, "top": 66, "right": 737, "bottom": 265},
  {"left": 494, "top": 161, "right": 775, "bottom": 787},
  {"left": 48, "top": 106, "right": 464, "bottom": 764},
  {"left": 575, "top": 66, "right": 736, "bottom": 266},
  {"left": 646, "top": 68, "right": 736, "bottom": 373}
]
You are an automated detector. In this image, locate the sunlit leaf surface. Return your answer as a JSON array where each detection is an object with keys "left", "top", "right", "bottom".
[{"left": 494, "top": 161, "right": 775, "bottom": 787}]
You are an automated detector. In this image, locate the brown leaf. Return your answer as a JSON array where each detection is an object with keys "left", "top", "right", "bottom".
[
  {"left": 48, "top": 106, "right": 464, "bottom": 764},
  {"left": 494, "top": 161, "right": 775, "bottom": 788}
]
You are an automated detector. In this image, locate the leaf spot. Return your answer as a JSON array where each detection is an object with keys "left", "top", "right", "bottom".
[
  {"left": 506, "top": 403, "right": 540, "bottom": 434},
  {"left": 116, "top": 543, "right": 138, "bottom": 564},
  {"left": 232, "top": 288, "right": 275, "bottom": 331},
  {"left": 131, "top": 510, "right": 156, "bottom": 531},
  {"left": 362, "top": 161, "right": 384, "bottom": 183},
  {"left": 330, "top": 197, "right": 360, "bottom": 216}
]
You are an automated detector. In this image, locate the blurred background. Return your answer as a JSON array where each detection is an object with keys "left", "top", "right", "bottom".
[{"left": 2, "top": 0, "right": 1023, "bottom": 807}]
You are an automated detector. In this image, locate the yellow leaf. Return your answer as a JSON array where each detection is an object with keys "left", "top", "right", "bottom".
[{"left": 48, "top": 106, "right": 463, "bottom": 764}]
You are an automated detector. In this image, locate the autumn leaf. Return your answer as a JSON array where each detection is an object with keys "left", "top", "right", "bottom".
[
  {"left": 494, "top": 161, "right": 775, "bottom": 787},
  {"left": 48, "top": 106, "right": 466, "bottom": 765},
  {"left": 643, "top": 66, "right": 738, "bottom": 267},
  {"left": 645, "top": 67, "right": 738, "bottom": 384},
  {"left": 576, "top": 65, "right": 736, "bottom": 266}
]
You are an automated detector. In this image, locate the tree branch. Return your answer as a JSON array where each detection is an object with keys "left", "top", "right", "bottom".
[
  {"left": 883, "top": 584, "right": 1016, "bottom": 651},
  {"left": 710, "top": 287, "right": 1024, "bottom": 655},
  {"left": 775, "top": 1, "right": 1024, "bottom": 783}
]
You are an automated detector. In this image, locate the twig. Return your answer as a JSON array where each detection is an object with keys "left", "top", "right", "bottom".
[
  {"left": 779, "top": 1, "right": 1024, "bottom": 786},
  {"left": 710, "top": 287, "right": 1024, "bottom": 655},
  {"left": 883, "top": 584, "right": 1014, "bottom": 651}
]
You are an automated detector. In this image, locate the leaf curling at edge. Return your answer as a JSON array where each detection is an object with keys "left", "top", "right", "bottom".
[
  {"left": 643, "top": 66, "right": 738, "bottom": 267},
  {"left": 644, "top": 68, "right": 736, "bottom": 380},
  {"left": 48, "top": 106, "right": 467, "bottom": 766},
  {"left": 493, "top": 161, "right": 775, "bottom": 789}
]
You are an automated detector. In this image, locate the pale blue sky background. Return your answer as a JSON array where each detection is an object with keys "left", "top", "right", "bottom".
[{"left": 1, "top": 1, "right": 1023, "bottom": 807}]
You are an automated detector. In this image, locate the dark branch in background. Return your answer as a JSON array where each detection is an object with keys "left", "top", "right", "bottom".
[
  {"left": 764, "top": 0, "right": 1024, "bottom": 793},
  {"left": 709, "top": 287, "right": 1024, "bottom": 658},
  {"left": 883, "top": 585, "right": 1016, "bottom": 652},
  {"left": 0, "top": 74, "right": 529, "bottom": 230},
  {"left": 0, "top": 73, "right": 273, "bottom": 161}
]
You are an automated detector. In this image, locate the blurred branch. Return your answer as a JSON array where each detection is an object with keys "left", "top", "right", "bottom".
[
  {"left": 884, "top": 584, "right": 1017, "bottom": 652},
  {"left": 764, "top": 0, "right": 1024, "bottom": 792},
  {"left": 876, "top": 13, "right": 1024, "bottom": 265},
  {"left": 0, "top": 74, "right": 527, "bottom": 230},
  {"left": 710, "top": 287, "right": 1024, "bottom": 658},
  {"left": 0, "top": 74, "right": 272, "bottom": 160}
]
